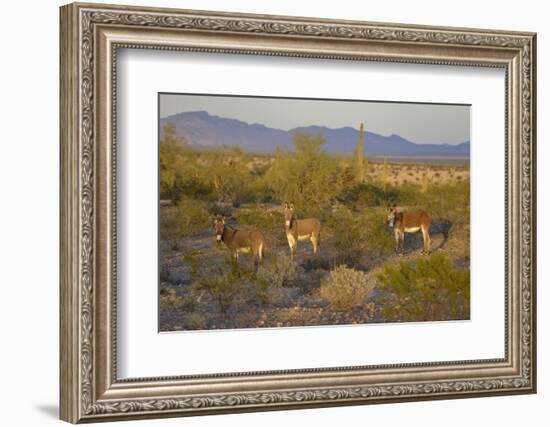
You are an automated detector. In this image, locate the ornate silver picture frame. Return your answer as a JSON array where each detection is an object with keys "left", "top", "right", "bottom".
[{"left": 60, "top": 2, "right": 536, "bottom": 423}]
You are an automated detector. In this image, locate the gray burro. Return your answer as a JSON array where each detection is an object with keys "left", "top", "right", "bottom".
[
  {"left": 214, "top": 217, "right": 265, "bottom": 270},
  {"left": 283, "top": 202, "right": 321, "bottom": 260}
]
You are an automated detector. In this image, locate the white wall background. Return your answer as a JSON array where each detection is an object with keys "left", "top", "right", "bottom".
[{"left": 0, "top": 0, "right": 545, "bottom": 426}]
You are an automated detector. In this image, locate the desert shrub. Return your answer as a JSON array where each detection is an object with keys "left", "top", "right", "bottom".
[
  {"left": 209, "top": 147, "right": 255, "bottom": 207},
  {"left": 159, "top": 288, "right": 196, "bottom": 311},
  {"left": 159, "top": 287, "right": 177, "bottom": 304},
  {"left": 207, "top": 202, "right": 233, "bottom": 218},
  {"left": 191, "top": 261, "right": 247, "bottom": 314},
  {"left": 186, "top": 247, "right": 277, "bottom": 314},
  {"left": 161, "top": 131, "right": 269, "bottom": 206},
  {"left": 362, "top": 210, "right": 395, "bottom": 257},
  {"left": 233, "top": 204, "right": 285, "bottom": 246},
  {"left": 377, "top": 252, "right": 470, "bottom": 322},
  {"left": 159, "top": 264, "right": 171, "bottom": 283},
  {"left": 379, "top": 159, "right": 390, "bottom": 188},
  {"left": 237, "top": 254, "right": 298, "bottom": 305},
  {"left": 387, "top": 175, "right": 470, "bottom": 227},
  {"left": 264, "top": 133, "right": 345, "bottom": 215},
  {"left": 326, "top": 206, "right": 394, "bottom": 263},
  {"left": 160, "top": 207, "right": 176, "bottom": 241},
  {"left": 177, "top": 178, "right": 214, "bottom": 200},
  {"left": 393, "top": 181, "right": 423, "bottom": 206},
  {"left": 325, "top": 206, "right": 361, "bottom": 261},
  {"left": 320, "top": 265, "right": 375, "bottom": 310},
  {"left": 234, "top": 311, "right": 263, "bottom": 328},
  {"left": 159, "top": 123, "right": 188, "bottom": 201},
  {"left": 160, "top": 124, "right": 217, "bottom": 203},
  {"left": 160, "top": 199, "right": 211, "bottom": 239},
  {"left": 407, "top": 178, "right": 470, "bottom": 226},
  {"left": 181, "top": 313, "right": 208, "bottom": 330},
  {"left": 247, "top": 177, "right": 276, "bottom": 204},
  {"left": 301, "top": 254, "right": 332, "bottom": 272},
  {"left": 341, "top": 182, "right": 398, "bottom": 207},
  {"left": 424, "top": 178, "right": 470, "bottom": 226},
  {"left": 257, "top": 254, "right": 297, "bottom": 289}
]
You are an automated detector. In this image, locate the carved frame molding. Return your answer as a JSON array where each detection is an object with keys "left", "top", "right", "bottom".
[{"left": 60, "top": 2, "right": 536, "bottom": 423}]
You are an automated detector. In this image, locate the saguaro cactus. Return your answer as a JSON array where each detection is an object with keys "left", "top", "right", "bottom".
[
  {"left": 382, "top": 158, "right": 389, "bottom": 189},
  {"left": 356, "top": 122, "right": 365, "bottom": 182}
]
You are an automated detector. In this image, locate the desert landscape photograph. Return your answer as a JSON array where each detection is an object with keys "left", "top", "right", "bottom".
[{"left": 158, "top": 93, "right": 471, "bottom": 332}]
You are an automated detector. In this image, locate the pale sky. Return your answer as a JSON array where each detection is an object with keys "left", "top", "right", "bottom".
[{"left": 159, "top": 93, "right": 470, "bottom": 145}]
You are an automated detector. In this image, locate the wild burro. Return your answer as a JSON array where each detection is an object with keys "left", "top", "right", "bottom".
[
  {"left": 283, "top": 202, "right": 321, "bottom": 260},
  {"left": 213, "top": 217, "right": 265, "bottom": 270},
  {"left": 387, "top": 204, "right": 432, "bottom": 255}
]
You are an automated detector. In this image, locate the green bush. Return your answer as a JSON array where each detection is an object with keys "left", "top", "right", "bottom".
[
  {"left": 421, "top": 178, "right": 470, "bottom": 226},
  {"left": 160, "top": 199, "right": 211, "bottom": 239},
  {"left": 233, "top": 204, "right": 285, "bottom": 246},
  {"left": 225, "top": 254, "right": 298, "bottom": 306},
  {"left": 264, "top": 133, "right": 345, "bottom": 214},
  {"left": 392, "top": 178, "right": 470, "bottom": 226},
  {"left": 257, "top": 254, "right": 297, "bottom": 289},
  {"left": 160, "top": 129, "right": 264, "bottom": 206},
  {"left": 363, "top": 210, "right": 395, "bottom": 258},
  {"left": 326, "top": 205, "right": 394, "bottom": 263},
  {"left": 209, "top": 147, "right": 255, "bottom": 207},
  {"left": 393, "top": 181, "right": 423, "bottom": 206},
  {"left": 341, "top": 183, "right": 398, "bottom": 207},
  {"left": 177, "top": 178, "right": 214, "bottom": 200},
  {"left": 191, "top": 260, "right": 247, "bottom": 314},
  {"left": 377, "top": 252, "right": 470, "bottom": 322},
  {"left": 320, "top": 265, "right": 375, "bottom": 311},
  {"left": 207, "top": 203, "right": 233, "bottom": 218},
  {"left": 160, "top": 123, "right": 216, "bottom": 202}
]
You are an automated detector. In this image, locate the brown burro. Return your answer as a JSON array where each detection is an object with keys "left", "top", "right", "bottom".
[
  {"left": 214, "top": 217, "right": 265, "bottom": 270},
  {"left": 387, "top": 204, "right": 432, "bottom": 255},
  {"left": 283, "top": 202, "right": 321, "bottom": 260}
]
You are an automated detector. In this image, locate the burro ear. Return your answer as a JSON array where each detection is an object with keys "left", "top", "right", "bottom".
[
  {"left": 283, "top": 202, "right": 288, "bottom": 208},
  {"left": 290, "top": 203, "right": 294, "bottom": 210},
  {"left": 222, "top": 217, "right": 226, "bottom": 224}
]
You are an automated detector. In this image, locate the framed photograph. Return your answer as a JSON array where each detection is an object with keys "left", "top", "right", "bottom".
[{"left": 60, "top": 2, "right": 537, "bottom": 423}]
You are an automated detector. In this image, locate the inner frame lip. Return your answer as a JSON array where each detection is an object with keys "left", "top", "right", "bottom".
[{"left": 108, "top": 43, "right": 510, "bottom": 384}]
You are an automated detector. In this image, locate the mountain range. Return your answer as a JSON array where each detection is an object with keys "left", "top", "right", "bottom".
[{"left": 160, "top": 110, "right": 470, "bottom": 158}]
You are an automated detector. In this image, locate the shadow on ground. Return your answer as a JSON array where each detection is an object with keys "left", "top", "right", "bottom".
[{"left": 35, "top": 404, "right": 58, "bottom": 419}]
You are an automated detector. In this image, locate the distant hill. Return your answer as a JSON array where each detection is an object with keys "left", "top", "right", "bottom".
[{"left": 160, "top": 111, "right": 470, "bottom": 158}]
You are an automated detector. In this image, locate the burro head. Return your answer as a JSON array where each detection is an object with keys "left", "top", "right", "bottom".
[
  {"left": 387, "top": 203, "right": 397, "bottom": 228},
  {"left": 214, "top": 217, "right": 225, "bottom": 243},
  {"left": 283, "top": 202, "right": 294, "bottom": 228}
]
